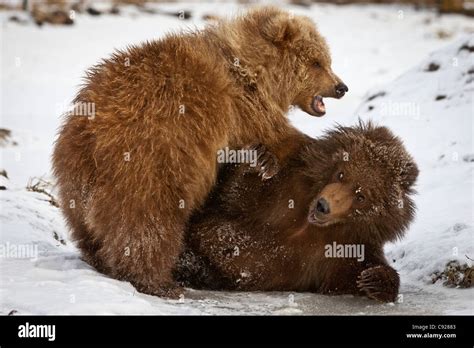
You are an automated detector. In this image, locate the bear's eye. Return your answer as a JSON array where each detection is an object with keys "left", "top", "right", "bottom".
[
  {"left": 313, "top": 61, "right": 321, "bottom": 68},
  {"left": 337, "top": 171, "right": 344, "bottom": 181},
  {"left": 356, "top": 194, "right": 365, "bottom": 203}
]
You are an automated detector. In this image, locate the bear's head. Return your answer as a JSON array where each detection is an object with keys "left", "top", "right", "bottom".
[
  {"left": 302, "top": 121, "right": 419, "bottom": 242},
  {"left": 241, "top": 6, "right": 348, "bottom": 116}
]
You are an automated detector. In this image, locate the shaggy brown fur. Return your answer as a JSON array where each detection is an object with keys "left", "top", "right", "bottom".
[
  {"left": 176, "top": 122, "right": 419, "bottom": 302},
  {"left": 52, "top": 6, "right": 347, "bottom": 297}
]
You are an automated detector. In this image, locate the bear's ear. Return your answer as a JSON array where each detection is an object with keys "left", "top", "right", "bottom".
[
  {"left": 260, "top": 11, "right": 299, "bottom": 44},
  {"left": 400, "top": 159, "right": 419, "bottom": 191}
]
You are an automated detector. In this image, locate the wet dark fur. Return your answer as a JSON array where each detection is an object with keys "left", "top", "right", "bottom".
[{"left": 176, "top": 122, "right": 419, "bottom": 302}]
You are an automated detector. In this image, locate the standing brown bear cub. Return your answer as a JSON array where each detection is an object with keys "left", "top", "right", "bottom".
[
  {"left": 52, "top": 6, "right": 347, "bottom": 297},
  {"left": 177, "top": 122, "right": 419, "bottom": 302}
]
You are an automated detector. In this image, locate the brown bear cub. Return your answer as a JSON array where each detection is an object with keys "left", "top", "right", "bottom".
[
  {"left": 52, "top": 6, "right": 347, "bottom": 297},
  {"left": 176, "top": 122, "right": 419, "bottom": 302}
]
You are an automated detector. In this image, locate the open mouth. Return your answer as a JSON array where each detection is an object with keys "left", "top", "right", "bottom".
[{"left": 311, "top": 95, "right": 326, "bottom": 116}]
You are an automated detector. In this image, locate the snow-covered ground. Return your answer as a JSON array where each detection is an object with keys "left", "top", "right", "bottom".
[{"left": 1, "top": 2, "right": 473, "bottom": 315}]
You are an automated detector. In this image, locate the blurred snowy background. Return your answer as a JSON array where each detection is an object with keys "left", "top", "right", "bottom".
[{"left": 0, "top": 0, "right": 473, "bottom": 314}]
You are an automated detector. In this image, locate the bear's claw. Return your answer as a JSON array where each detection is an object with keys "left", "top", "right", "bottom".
[
  {"left": 248, "top": 144, "right": 279, "bottom": 180},
  {"left": 356, "top": 266, "right": 399, "bottom": 303}
]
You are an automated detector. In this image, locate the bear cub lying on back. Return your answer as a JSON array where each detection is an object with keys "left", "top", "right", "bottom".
[{"left": 176, "top": 122, "right": 419, "bottom": 302}]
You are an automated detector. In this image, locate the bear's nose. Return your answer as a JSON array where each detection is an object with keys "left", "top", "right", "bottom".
[
  {"left": 335, "top": 83, "right": 348, "bottom": 98},
  {"left": 316, "top": 198, "right": 330, "bottom": 215}
]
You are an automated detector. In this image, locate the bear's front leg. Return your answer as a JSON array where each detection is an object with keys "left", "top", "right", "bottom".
[
  {"left": 246, "top": 127, "right": 312, "bottom": 180},
  {"left": 356, "top": 265, "right": 400, "bottom": 302}
]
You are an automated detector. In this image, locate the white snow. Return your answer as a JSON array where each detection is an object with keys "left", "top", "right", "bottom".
[{"left": 1, "top": 2, "right": 473, "bottom": 315}]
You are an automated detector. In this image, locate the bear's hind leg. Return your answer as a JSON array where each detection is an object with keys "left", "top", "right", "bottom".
[
  {"left": 83, "top": 175, "right": 190, "bottom": 298},
  {"left": 92, "top": 210, "right": 186, "bottom": 298}
]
